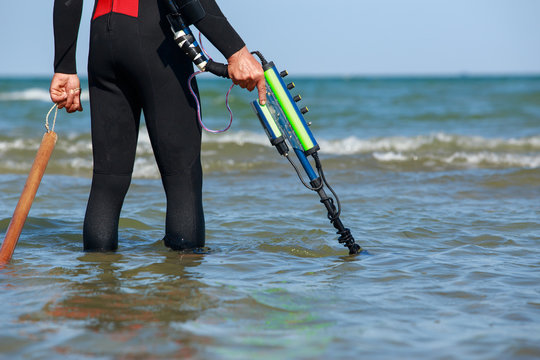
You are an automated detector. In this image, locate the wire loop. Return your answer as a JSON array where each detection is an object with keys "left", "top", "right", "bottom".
[
  {"left": 187, "top": 32, "right": 234, "bottom": 134},
  {"left": 45, "top": 103, "right": 58, "bottom": 133}
]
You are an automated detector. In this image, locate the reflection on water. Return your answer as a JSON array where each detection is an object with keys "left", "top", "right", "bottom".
[
  {"left": 11, "top": 251, "right": 214, "bottom": 358},
  {"left": 42, "top": 253, "right": 208, "bottom": 326}
]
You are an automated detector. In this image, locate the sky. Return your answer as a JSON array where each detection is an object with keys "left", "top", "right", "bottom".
[{"left": 0, "top": 0, "right": 539, "bottom": 77}]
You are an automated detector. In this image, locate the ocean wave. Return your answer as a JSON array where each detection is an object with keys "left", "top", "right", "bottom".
[
  {"left": 0, "top": 88, "right": 89, "bottom": 102},
  {"left": 319, "top": 133, "right": 540, "bottom": 154},
  {"left": 1, "top": 132, "right": 539, "bottom": 176},
  {"left": 373, "top": 151, "right": 540, "bottom": 168},
  {"left": 2, "top": 131, "right": 539, "bottom": 156},
  {"left": 202, "top": 130, "right": 270, "bottom": 147},
  {"left": 199, "top": 131, "right": 540, "bottom": 155},
  {"left": 443, "top": 152, "right": 540, "bottom": 168}
]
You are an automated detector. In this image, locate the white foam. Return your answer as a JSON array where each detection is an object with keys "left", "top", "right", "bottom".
[
  {"left": 62, "top": 158, "right": 93, "bottom": 172},
  {"left": 61, "top": 140, "right": 93, "bottom": 154},
  {"left": 372, "top": 152, "right": 409, "bottom": 161},
  {"left": 109, "top": 129, "right": 540, "bottom": 157},
  {"left": 3, "top": 131, "right": 539, "bottom": 157},
  {"left": 319, "top": 135, "right": 442, "bottom": 154},
  {"left": 1, "top": 160, "right": 32, "bottom": 171},
  {"left": 0, "top": 88, "right": 89, "bottom": 102},
  {"left": 135, "top": 129, "right": 154, "bottom": 155},
  {"left": 320, "top": 133, "right": 540, "bottom": 155},
  {"left": 444, "top": 152, "right": 540, "bottom": 168},
  {"left": 2, "top": 131, "right": 539, "bottom": 174},
  {"left": 132, "top": 157, "right": 160, "bottom": 178},
  {"left": 0, "top": 138, "right": 34, "bottom": 151},
  {"left": 201, "top": 130, "right": 270, "bottom": 147},
  {"left": 372, "top": 150, "right": 540, "bottom": 168}
]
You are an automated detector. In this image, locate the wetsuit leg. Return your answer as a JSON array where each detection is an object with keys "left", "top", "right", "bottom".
[
  {"left": 83, "top": 173, "right": 132, "bottom": 251},
  {"left": 84, "top": 16, "right": 142, "bottom": 251},
  {"left": 138, "top": 64, "right": 206, "bottom": 250},
  {"left": 136, "top": 2, "right": 206, "bottom": 250}
]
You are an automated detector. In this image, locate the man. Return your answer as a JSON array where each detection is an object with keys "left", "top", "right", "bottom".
[{"left": 50, "top": 0, "right": 266, "bottom": 251}]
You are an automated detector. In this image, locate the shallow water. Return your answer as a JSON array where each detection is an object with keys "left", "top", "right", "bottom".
[{"left": 1, "top": 76, "right": 539, "bottom": 359}]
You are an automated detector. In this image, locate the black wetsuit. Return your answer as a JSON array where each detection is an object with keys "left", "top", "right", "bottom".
[{"left": 53, "top": 0, "right": 244, "bottom": 251}]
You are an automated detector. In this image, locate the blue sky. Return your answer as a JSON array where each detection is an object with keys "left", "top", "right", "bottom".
[{"left": 0, "top": 0, "right": 539, "bottom": 76}]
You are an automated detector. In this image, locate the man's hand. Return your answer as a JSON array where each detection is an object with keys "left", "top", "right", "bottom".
[
  {"left": 227, "top": 46, "right": 267, "bottom": 105},
  {"left": 50, "top": 73, "right": 83, "bottom": 113}
]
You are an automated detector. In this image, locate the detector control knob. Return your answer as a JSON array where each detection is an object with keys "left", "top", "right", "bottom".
[
  {"left": 280, "top": 70, "right": 288, "bottom": 78},
  {"left": 300, "top": 106, "right": 309, "bottom": 114},
  {"left": 293, "top": 95, "right": 302, "bottom": 102},
  {"left": 287, "top": 82, "right": 295, "bottom": 90}
]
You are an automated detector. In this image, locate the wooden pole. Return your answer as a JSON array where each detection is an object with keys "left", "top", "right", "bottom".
[{"left": 0, "top": 131, "right": 57, "bottom": 264}]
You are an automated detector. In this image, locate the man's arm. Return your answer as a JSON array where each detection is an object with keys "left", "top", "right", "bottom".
[
  {"left": 50, "top": 0, "right": 84, "bottom": 112},
  {"left": 192, "top": 0, "right": 266, "bottom": 104}
]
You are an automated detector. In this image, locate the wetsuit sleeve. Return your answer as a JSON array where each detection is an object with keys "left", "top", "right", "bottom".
[
  {"left": 193, "top": 0, "right": 246, "bottom": 59},
  {"left": 53, "top": 0, "right": 84, "bottom": 74}
]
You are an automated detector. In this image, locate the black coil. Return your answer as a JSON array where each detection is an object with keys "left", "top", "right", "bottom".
[{"left": 336, "top": 227, "right": 361, "bottom": 255}]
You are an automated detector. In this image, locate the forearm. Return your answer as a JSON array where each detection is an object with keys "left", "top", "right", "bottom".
[
  {"left": 53, "top": 0, "right": 84, "bottom": 74},
  {"left": 192, "top": 0, "right": 245, "bottom": 59}
]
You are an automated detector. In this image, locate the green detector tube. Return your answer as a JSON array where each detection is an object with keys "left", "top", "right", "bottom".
[
  {"left": 263, "top": 62, "right": 320, "bottom": 155},
  {"left": 251, "top": 98, "right": 289, "bottom": 156}
]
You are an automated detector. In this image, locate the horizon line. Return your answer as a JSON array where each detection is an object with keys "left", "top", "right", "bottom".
[{"left": 1, "top": 72, "right": 540, "bottom": 80}]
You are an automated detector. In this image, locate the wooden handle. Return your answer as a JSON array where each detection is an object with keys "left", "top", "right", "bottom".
[{"left": 0, "top": 131, "right": 57, "bottom": 264}]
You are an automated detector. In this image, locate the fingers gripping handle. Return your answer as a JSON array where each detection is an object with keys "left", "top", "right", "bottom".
[{"left": 206, "top": 60, "right": 229, "bottom": 79}]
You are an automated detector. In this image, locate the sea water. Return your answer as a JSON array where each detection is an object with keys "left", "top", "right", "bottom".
[{"left": 1, "top": 76, "right": 539, "bottom": 359}]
